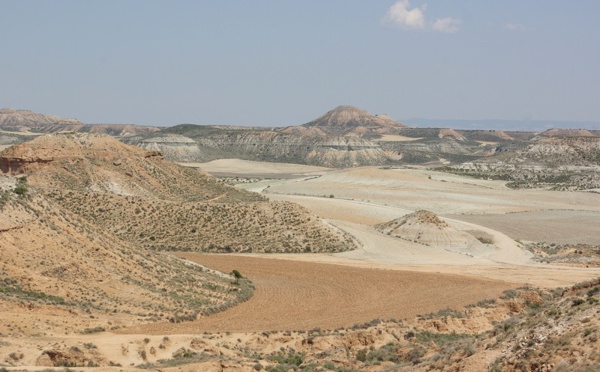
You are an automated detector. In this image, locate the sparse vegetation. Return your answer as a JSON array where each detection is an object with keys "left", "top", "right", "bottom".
[
  {"left": 80, "top": 326, "right": 106, "bottom": 334},
  {"left": 12, "top": 177, "right": 28, "bottom": 196}
]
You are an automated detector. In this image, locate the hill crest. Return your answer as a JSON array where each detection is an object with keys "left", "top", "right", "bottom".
[
  {"left": 376, "top": 210, "right": 487, "bottom": 255},
  {"left": 303, "top": 106, "right": 406, "bottom": 130},
  {"left": 0, "top": 133, "right": 260, "bottom": 203},
  {"left": 0, "top": 108, "right": 82, "bottom": 129}
]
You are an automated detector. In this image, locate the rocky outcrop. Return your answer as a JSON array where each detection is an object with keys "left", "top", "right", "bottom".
[
  {"left": 130, "top": 127, "right": 392, "bottom": 167},
  {"left": 0, "top": 133, "right": 163, "bottom": 174},
  {"left": 444, "top": 136, "right": 600, "bottom": 190},
  {"left": 136, "top": 134, "right": 202, "bottom": 162}
]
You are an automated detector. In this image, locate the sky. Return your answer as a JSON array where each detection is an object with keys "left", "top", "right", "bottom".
[{"left": 1, "top": 1, "right": 600, "bottom": 128}]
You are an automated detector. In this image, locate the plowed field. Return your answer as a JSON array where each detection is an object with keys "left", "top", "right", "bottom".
[{"left": 123, "top": 254, "right": 514, "bottom": 334}]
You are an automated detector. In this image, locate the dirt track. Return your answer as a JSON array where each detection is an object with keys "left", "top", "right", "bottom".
[{"left": 123, "top": 254, "right": 514, "bottom": 334}]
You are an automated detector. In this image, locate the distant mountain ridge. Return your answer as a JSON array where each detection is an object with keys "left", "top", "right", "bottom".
[
  {"left": 0, "top": 108, "right": 159, "bottom": 136},
  {"left": 2, "top": 106, "right": 599, "bottom": 178},
  {"left": 0, "top": 108, "right": 82, "bottom": 126},
  {"left": 403, "top": 117, "right": 600, "bottom": 131}
]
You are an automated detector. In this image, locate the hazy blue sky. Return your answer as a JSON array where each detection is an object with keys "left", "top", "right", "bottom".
[{"left": 2, "top": 1, "right": 599, "bottom": 127}]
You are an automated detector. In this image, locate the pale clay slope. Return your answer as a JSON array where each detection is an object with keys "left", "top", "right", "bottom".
[
  {"left": 187, "top": 158, "right": 330, "bottom": 176},
  {"left": 375, "top": 210, "right": 488, "bottom": 256}
]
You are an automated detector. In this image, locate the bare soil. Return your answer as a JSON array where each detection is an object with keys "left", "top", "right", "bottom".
[{"left": 121, "top": 254, "right": 514, "bottom": 334}]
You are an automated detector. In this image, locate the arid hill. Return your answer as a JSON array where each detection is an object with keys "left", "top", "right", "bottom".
[
  {"left": 0, "top": 183, "right": 253, "bottom": 335},
  {"left": 302, "top": 105, "right": 406, "bottom": 135},
  {"left": 0, "top": 133, "right": 258, "bottom": 202},
  {"left": 445, "top": 136, "right": 600, "bottom": 190},
  {"left": 0, "top": 108, "right": 82, "bottom": 130},
  {"left": 376, "top": 210, "right": 487, "bottom": 256},
  {"left": 0, "top": 132, "right": 359, "bottom": 340},
  {"left": 130, "top": 122, "right": 393, "bottom": 167},
  {"left": 0, "top": 108, "right": 159, "bottom": 137},
  {"left": 1, "top": 133, "right": 356, "bottom": 253},
  {"left": 123, "top": 106, "right": 542, "bottom": 167},
  {"left": 3, "top": 107, "right": 598, "bottom": 188},
  {"left": 540, "top": 128, "right": 599, "bottom": 138}
]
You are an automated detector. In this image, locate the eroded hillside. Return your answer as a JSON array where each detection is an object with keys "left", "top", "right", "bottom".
[
  {"left": 0, "top": 133, "right": 262, "bottom": 203},
  {"left": 0, "top": 186, "right": 253, "bottom": 336},
  {"left": 0, "top": 108, "right": 159, "bottom": 137},
  {"left": 443, "top": 136, "right": 600, "bottom": 190},
  {"left": 124, "top": 106, "right": 543, "bottom": 168},
  {"left": 1, "top": 133, "right": 357, "bottom": 254},
  {"left": 0, "top": 133, "right": 359, "bottom": 343}
]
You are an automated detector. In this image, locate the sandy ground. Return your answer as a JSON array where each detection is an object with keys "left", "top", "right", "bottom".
[
  {"left": 260, "top": 166, "right": 600, "bottom": 233},
  {"left": 183, "top": 159, "right": 330, "bottom": 178}
]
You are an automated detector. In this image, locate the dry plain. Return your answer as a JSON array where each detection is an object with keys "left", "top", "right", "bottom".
[{"left": 198, "top": 159, "right": 600, "bottom": 288}]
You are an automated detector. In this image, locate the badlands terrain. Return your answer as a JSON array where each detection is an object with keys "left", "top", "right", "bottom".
[{"left": 0, "top": 108, "right": 599, "bottom": 371}]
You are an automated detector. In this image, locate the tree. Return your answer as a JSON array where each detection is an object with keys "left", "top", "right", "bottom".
[{"left": 231, "top": 269, "right": 242, "bottom": 285}]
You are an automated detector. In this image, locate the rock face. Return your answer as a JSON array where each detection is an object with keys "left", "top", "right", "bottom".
[
  {"left": 5, "top": 107, "right": 597, "bottom": 173},
  {"left": 136, "top": 134, "right": 204, "bottom": 162},
  {"left": 123, "top": 107, "right": 540, "bottom": 167},
  {"left": 129, "top": 125, "right": 393, "bottom": 167},
  {"left": 0, "top": 132, "right": 159, "bottom": 177},
  {"left": 376, "top": 210, "right": 487, "bottom": 255}
]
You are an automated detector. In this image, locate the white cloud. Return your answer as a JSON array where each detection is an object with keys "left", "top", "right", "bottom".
[
  {"left": 432, "top": 17, "right": 461, "bottom": 33},
  {"left": 383, "top": 1, "right": 461, "bottom": 33},
  {"left": 504, "top": 23, "right": 527, "bottom": 31},
  {"left": 383, "top": 0, "right": 426, "bottom": 30}
]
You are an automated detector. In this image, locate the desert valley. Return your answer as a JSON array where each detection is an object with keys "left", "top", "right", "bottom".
[{"left": 1, "top": 107, "right": 600, "bottom": 371}]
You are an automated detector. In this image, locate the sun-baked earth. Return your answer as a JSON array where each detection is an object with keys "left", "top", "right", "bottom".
[{"left": 2, "top": 153, "right": 600, "bottom": 371}]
